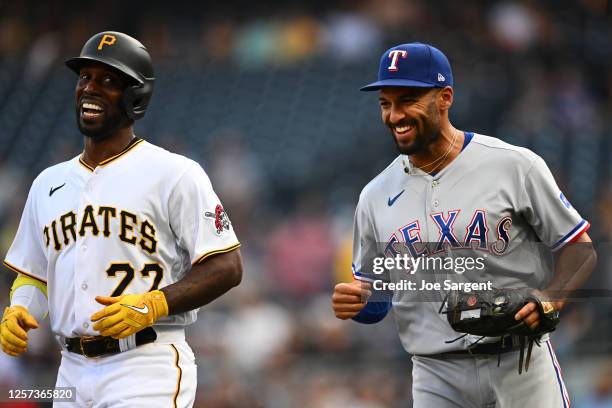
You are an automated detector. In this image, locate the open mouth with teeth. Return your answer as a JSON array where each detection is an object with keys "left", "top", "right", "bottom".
[
  {"left": 81, "top": 102, "right": 105, "bottom": 119},
  {"left": 393, "top": 123, "right": 416, "bottom": 140},
  {"left": 394, "top": 124, "right": 413, "bottom": 134}
]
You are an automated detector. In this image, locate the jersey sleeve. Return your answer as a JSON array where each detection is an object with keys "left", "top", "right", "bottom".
[
  {"left": 351, "top": 194, "right": 387, "bottom": 283},
  {"left": 168, "top": 162, "right": 240, "bottom": 265},
  {"left": 3, "top": 180, "right": 48, "bottom": 283},
  {"left": 352, "top": 292, "right": 392, "bottom": 324},
  {"left": 520, "top": 156, "right": 589, "bottom": 251}
]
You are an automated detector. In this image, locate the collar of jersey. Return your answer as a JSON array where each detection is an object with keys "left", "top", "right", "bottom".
[
  {"left": 404, "top": 131, "right": 474, "bottom": 178},
  {"left": 429, "top": 132, "right": 473, "bottom": 177},
  {"left": 78, "top": 138, "right": 144, "bottom": 172}
]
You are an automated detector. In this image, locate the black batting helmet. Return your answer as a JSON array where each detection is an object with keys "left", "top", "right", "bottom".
[{"left": 66, "top": 31, "right": 154, "bottom": 120}]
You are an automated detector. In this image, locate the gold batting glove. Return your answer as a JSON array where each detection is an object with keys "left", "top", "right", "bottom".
[
  {"left": 1, "top": 305, "right": 39, "bottom": 357},
  {"left": 90, "top": 290, "right": 169, "bottom": 339}
]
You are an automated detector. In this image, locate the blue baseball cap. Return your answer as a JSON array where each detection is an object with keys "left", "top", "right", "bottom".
[{"left": 360, "top": 43, "right": 453, "bottom": 91}]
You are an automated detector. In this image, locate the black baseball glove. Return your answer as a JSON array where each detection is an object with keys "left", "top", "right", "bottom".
[{"left": 439, "top": 288, "right": 560, "bottom": 373}]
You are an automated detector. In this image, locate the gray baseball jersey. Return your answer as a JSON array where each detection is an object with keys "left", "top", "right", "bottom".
[{"left": 352, "top": 133, "right": 589, "bottom": 355}]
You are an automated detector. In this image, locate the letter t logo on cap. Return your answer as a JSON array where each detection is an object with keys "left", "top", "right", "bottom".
[{"left": 387, "top": 50, "right": 407, "bottom": 72}]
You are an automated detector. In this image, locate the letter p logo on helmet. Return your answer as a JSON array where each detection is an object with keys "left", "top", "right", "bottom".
[{"left": 97, "top": 34, "right": 116, "bottom": 50}]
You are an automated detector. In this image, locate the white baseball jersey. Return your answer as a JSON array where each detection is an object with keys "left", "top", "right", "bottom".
[
  {"left": 352, "top": 133, "right": 589, "bottom": 355},
  {"left": 3, "top": 138, "right": 240, "bottom": 339}
]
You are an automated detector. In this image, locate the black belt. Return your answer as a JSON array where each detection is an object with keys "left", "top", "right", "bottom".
[
  {"left": 441, "top": 336, "right": 519, "bottom": 356},
  {"left": 65, "top": 327, "right": 157, "bottom": 358}
]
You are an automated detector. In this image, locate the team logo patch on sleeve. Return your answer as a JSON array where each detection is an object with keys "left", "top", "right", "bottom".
[
  {"left": 559, "top": 192, "right": 572, "bottom": 209},
  {"left": 204, "top": 204, "right": 231, "bottom": 235}
]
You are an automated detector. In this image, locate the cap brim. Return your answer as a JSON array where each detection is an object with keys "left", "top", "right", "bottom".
[
  {"left": 65, "top": 57, "right": 143, "bottom": 84},
  {"left": 360, "top": 78, "right": 438, "bottom": 91}
]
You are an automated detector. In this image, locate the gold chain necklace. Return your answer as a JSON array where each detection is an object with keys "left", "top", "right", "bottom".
[{"left": 418, "top": 129, "right": 459, "bottom": 173}]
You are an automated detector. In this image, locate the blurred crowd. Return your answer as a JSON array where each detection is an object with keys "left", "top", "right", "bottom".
[{"left": 0, "top": 0, "right": 611, "bottom": 407}]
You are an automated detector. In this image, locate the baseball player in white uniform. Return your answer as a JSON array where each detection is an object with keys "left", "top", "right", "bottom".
[
  {"left": 1, "top": 32, "right": 243, "bottom": 407},
  {"left": 332, "top": 43, "right": 597, "bottom": 407}
]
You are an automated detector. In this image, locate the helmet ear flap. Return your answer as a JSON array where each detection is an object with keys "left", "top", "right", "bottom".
[{"left": 122, "top": 81, "right": 153, "bottom": 120}]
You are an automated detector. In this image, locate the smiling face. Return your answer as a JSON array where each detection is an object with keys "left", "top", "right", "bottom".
[
  {"left": 75, "top": 62, "right": 132, "bottom": 140},
  {"left": 379, "top": 86, "right": 443, "bottom": 155}
]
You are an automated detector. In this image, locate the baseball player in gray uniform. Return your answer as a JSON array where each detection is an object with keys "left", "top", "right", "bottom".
[{"left": 332, "top": 43, "right": 597, "bottom": 407}]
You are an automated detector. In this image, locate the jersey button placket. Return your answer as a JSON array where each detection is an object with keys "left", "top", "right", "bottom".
[
  {"left": 423, "top": 180, "right": 435, "bottom": 242},
  {"left": 432, "top": 179, "right": 439, "bottom": 207},
  {"left": 76, "top": 176, "right": 93, "bottom": 334},
  {"left": 86, "top": 177, "right": 95, "bottom": 193}
]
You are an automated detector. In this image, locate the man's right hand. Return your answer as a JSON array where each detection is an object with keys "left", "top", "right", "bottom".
[
  {"left": 332, "top": 280, "right": 372, "bottom": 320},
  {"left": 0, "top": 306, "right": 39, "bottom": 357}
]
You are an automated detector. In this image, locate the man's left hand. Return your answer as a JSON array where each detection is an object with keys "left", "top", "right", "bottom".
[
  {"left": 90, "top": 290, "right": 169, "bottom": 339},
  {"left": 515, "top": 296, "right": 557, "bottom": 330}
]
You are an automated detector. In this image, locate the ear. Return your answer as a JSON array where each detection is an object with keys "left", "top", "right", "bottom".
[{"left": 438, "top": 86, "right": 453, "bottom": 110}]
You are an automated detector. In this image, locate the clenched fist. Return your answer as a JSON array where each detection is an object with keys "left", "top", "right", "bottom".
[
  {"left": 332, "top": 280, "right": 372, "bottom": 320},
  {"left": 1, "top": 306, "right": 39, "bottom": 357},
  {"left": 90, "top": 290, "right": 168, "bottom": 339}
]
